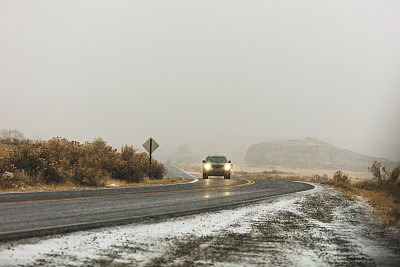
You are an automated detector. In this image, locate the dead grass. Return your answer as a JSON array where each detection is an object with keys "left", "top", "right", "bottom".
[
  {"left": 325, "top": 182, "right": 400, "bottom": 229},
  {"left": 0, "top": 177, "right": 182, "bottom": 193}
]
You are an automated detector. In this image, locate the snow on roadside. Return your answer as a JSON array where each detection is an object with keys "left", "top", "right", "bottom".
[
  {"left": 0, "top": 184, "right": 399, "bottom": 266},
  {"left": 0, "top": 191, "right": 302, "bottom": 266}
]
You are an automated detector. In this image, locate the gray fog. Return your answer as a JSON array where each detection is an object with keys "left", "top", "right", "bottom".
[{"left": 1, "top": 1, "right": 399, "bottom": 161}]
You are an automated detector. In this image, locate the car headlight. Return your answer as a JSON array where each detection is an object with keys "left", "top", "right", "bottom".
[
  {"left": 204, "top": 163, "right": 211, "bottom": 170},
  {"left": 224, "top": 164, "right": 231, "bottom": 170}
]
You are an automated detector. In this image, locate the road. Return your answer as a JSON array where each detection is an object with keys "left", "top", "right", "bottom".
[{"left": 0, "top": 163, "right": 314, "bottom": 241}]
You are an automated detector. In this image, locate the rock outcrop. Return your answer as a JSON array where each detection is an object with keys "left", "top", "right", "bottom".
[{"left": 245, "top": 137, "right": 398, "bottom": 171}]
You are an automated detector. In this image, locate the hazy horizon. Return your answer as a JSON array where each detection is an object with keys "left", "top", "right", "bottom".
[{"left": 1, "top": 1, "right": 399, "bottom": 161}]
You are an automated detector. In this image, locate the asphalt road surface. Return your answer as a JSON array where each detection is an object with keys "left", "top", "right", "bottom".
[{"left": 0, "top": 163, "right": 314, "bottom": 242}]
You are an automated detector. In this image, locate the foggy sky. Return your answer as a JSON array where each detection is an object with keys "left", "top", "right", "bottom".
[{"left": 1, "top": 1, "right": 399, "bottom": 161}]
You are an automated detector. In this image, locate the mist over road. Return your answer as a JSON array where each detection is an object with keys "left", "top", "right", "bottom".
[{"left": 0, "top": 164, "right": 313, "bottom": 241}]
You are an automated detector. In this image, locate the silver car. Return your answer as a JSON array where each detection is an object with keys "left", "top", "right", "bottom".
[{"left": 202, "top": 155, "right": 232, "bottom": 179}]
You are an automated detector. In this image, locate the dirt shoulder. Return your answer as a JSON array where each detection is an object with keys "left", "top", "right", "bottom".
[
  {"left": 0, "top": 177, "right": 182, "bottom": 193},
  {"left": 141, "top": 186, "right": 400, "bottom": 266}
]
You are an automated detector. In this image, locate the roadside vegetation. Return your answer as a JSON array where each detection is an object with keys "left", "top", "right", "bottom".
[
  {"left": 0, "top": 130, "right": 168, "bottom": 191},
  {"left": 322, "top": 162, "right": 400, "bottom": 229},
  {"left": 234, "top": 162, "right": 400, "bottom": 229}
]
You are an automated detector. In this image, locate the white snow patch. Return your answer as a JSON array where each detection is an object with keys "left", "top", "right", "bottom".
[{"left": 0, "top": 194, "right": 301, "bottom": 266}]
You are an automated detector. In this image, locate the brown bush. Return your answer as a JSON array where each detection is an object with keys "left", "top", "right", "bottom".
[
  {"left": 353, "top": 180, "right": 378, "bottom": 191},
  {"left": 0, "top": 142, "right": 13, "bottom": 173},
  {"left": 113, "top": 145, "right": 149, "bottom": 183},
  {"left": 149, "top": 160, "right": 167, "bottom": 180},
  {"left": 368, "top": 161, "right": 400, "bottom": 187},
  {"left": 390, "top": 166, "right": 400, "bottom": 183},
  {"left": 332, "top": 170, "right": 350, "bottom": 186},
  {"left": 0, "top": 172, "right": 16, "bottom": 188},
  {"left": 310, "top": 174, "right": 322, "bottom": 183},
  {"left": 74, "top": 166, "right": 108, "bottom": 187},
  {"left": 369, "top": 161, "right": 382, "bottom": 183},
  {"left": 0, "top": 137, "right": 166, "bottom": 189},
  {"left": 0, "top": 170, "right": 39, "bottom": 189}
]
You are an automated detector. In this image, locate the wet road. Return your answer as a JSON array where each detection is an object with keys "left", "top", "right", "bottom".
[{"left": 0, "top": 164, "right": 314, "bottom": 241}]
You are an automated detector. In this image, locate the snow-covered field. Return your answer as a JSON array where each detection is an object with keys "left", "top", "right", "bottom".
[{"left": 1, "top": 184, "right": 399, "bottom": 266}]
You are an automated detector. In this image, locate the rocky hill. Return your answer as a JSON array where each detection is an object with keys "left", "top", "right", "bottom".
[{"left": 245, "top": 137, "right": 398, "bottom": 171}]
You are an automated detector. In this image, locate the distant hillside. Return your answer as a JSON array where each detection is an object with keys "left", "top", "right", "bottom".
[{"left": 245, "top": 137, "right": 398, "bottom": 172}]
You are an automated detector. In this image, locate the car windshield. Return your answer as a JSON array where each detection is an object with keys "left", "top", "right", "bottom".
[{"left": 206, "top": 156, "right": 227, "bottom": 163}]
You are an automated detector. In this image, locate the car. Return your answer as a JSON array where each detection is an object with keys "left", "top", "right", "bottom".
[{"left": 202, "top": 155, "right": 232, "bottom": 179}]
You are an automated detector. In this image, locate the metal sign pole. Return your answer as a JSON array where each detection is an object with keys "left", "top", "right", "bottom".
[
  {"left": 143, "top": 137, "right": 159, "bottom": 178},
  {"left": 149, "top": 138, "right": 152, "bottom": 178}
]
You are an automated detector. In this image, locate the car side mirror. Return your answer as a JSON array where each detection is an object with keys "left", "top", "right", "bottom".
[
  {"left": 228, "top": 160, "right": 231, "bottom": 163},
  {"left": 202, "top": 160, "right": 205, "bottom": 163}
]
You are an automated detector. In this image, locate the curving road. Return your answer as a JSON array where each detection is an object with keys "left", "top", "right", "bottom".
[{"left": 0, "top": 163, "right": 314, "bottom": 242}]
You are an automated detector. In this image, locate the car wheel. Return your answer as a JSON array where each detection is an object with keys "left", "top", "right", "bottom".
[
  {"left": 203, "top": 173, "right": 208, "bottom": 179},
  {"left": 224, "top": 174, "right": 231, "bottom": 179}
]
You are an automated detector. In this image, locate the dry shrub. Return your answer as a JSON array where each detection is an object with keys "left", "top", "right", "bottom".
[
  {"left": 0, "top": 142, "right": 13, "bottom": 173},
  {"left": 75, "top": 167, "right": 108, "bottom": 187},
  {"left": 0, "top": 172, "right": 16, "bottom": 188},
  {"left": 310, "top": 174, "right": 322, "bottom": 183},
  {"left": 335, "top": 162, "right": 400, "bottom": 228},
  {"left": 390, "top": 166, "right": 400, "bottom": 183},
  {"left": 353, "top": 180, "right": 378, "bottom": 191},
  {"left": 0, "top": 170, "right": 39, "bottom": 189},
  {"left": 349, "top": 184, "right": 400, "bottom": 228},
  {"left": 369, "top": 161, "right": 382, "bottom": 182},
  {"left": 149, "top": 160, "right": 166, "bottom": 180},
  {"left": 0, "top": 137, "right": 166, "bottom": 188},
  {"left": 114, "top": 145, "right": 149, "bottom": 183},
  {"left": 332, "top": 170, "right": 350, "bottom": 186},
  {"left": 310, "top": 174, "right": 329, "bottom": 183},
  {"left": 368, "top": 161, "right": 400, "bottom": 185}
]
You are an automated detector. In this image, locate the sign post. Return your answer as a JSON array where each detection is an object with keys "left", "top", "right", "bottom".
[{"left": 142, "top": 137, "right": 159, "bottom": 178}]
